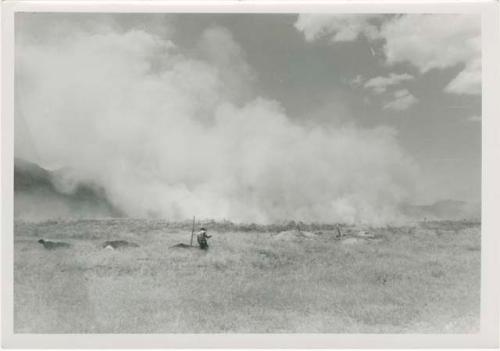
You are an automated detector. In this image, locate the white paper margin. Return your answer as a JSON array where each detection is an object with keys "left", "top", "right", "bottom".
[{"left": 1, "top": 0, "right": 499, "bottom": 348}]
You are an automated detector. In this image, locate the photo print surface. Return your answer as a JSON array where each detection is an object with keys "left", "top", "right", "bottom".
[{"left": 14, "top": 13, "right": 481, "bottom": 333}]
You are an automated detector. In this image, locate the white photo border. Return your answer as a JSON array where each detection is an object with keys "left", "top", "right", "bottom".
[{"left": 1, "top": 0, "right": 499, "bottom": 348}]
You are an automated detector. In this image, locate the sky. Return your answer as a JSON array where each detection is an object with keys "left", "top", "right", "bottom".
[{"left": 14, "top": 13, "right": 481, "bottom": 223}]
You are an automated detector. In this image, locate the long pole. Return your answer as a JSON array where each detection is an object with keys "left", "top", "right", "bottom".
[
  {"left": 336, "top": 224, "right": 343, "bottom": 239},
  {"left": 190, "top": 216, "right": 195, "bottom": 246}
]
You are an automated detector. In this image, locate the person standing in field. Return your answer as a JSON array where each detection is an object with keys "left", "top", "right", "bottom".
[{"left": 196, "top": 227, "right": 211, "bottom": 250}]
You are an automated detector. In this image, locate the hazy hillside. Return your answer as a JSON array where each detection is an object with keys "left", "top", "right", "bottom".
[
  {"left": 14, "top": 158, "right": 480, "bottom": 222},
  {"left": 14, "top": 158, "right": 123, "bottom": 220},
  {"left": 401, "top": 199, "right": 481, "bottom": 221}
]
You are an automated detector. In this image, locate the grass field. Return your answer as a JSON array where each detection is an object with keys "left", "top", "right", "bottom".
[{"left": 14, "top": 219, "right": 480, "bottom": 333}]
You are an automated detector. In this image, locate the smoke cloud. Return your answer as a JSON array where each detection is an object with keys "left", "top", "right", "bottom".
[{"left": 16, "top": 22, "right": 419, "bottom": 224}]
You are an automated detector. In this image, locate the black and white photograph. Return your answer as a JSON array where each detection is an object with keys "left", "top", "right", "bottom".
[{"left": 2, "top": 1, "right": 500, "bottom": 347}]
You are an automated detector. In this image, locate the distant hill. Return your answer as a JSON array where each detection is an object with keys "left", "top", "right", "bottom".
[
  {"left": 401, "top": 199, "right": 481, "bottom": 221},
  {"left": 14, "top": 158, "right": 480, "bottom": 222},
  {"left": 14, "top": 158, "right": 123, "bottom": 220}
]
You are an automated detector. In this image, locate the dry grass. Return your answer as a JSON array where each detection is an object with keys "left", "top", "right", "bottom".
[{"left": 14, "top": 219, "right": 480, "bottom": 333}]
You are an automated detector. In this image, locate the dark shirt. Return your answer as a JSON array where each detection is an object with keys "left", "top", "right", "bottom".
[{"left": 197, "top": 231, "right": 211, "bottom": 241}]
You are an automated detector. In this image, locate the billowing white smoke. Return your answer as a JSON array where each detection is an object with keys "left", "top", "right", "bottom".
[{"left": 16, "top": 24, "right": 418, "bottom": 224}]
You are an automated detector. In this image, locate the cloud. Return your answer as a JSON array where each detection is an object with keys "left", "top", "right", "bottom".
[
  {"left": 364, "top": 73, "right": 414, "bottom": 94},
  {"left": 349, "top": 74, "right": 364, "bottom": 87},
  {"left": 445, "top": 58, "right": 481, "bottom": 95},
  {"left": 381, "top": 15, "right": 479, "bottom": 71},
  {"left": 383, "top": 89, "right": 418, "bottom": 111},
  {"left": 16, "top": 20, "right": 419, "bottom": 224},
  {"left": 381, "top": 14, "right": 480, "bottom": 95},
  {"left": 467, "top": 115, "right": 481, "bottom": 122},
  {"left": 295, "top": 14, "right": 481, "bottom": 95},
  {"left": 294, "top": 14, "right": 383, "bottom": 42},
  {"left": 349, "top": 73, "right": 416, "bottom": 111}
]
